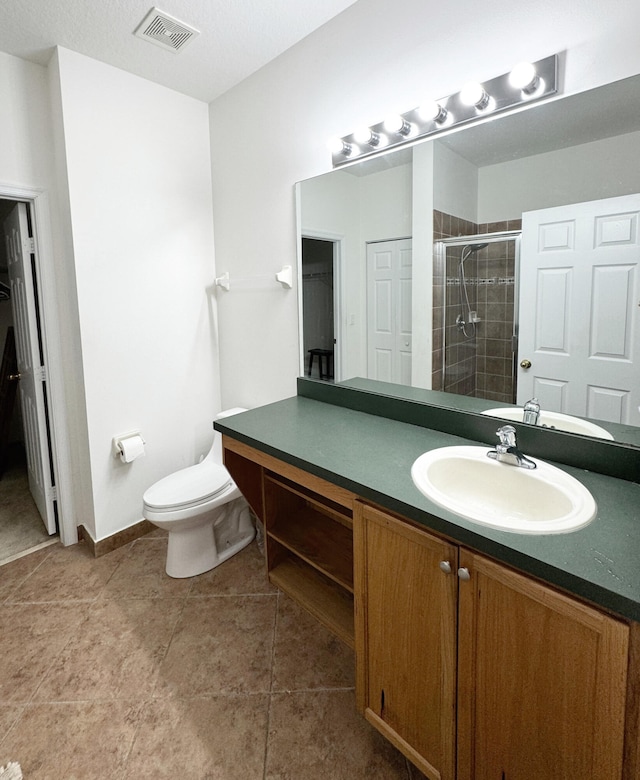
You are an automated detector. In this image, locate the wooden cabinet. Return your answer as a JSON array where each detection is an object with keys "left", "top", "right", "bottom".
[
  {"left": 223, "top": 437, "right": 638, "bottom": 780},
  {"left": 354, "top": 502, "right": 458, "bottom": 780},
  {"left": 457, "top": 549, "right": 629, "bottom": 780},
  {"left": 355, "top": 501, "right": 632, "bottom": 780}
]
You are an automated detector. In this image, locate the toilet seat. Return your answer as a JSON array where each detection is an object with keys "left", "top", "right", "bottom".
[{"left": 143, "top": 460, "right": 233, "bottom": 512}]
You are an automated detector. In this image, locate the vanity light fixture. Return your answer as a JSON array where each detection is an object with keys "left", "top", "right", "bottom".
[{"left": 328, "top": 53, "right": 558, "bottom": 167}]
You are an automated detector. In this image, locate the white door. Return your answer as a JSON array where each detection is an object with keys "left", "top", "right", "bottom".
[
  {"left": 518, "top": 194, "right": 640, "bottom": 426},
  {"left": 366, "top": 239, "right": 412, "bottom": 385},
  {"left": 4, "top": 203, "right": 57, "bottom": 533}
]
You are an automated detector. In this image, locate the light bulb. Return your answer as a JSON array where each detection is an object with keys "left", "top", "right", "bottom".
[
  {"left": 509, "top": 62, "right": 540, "bottom": 93},
  {"left": 460, "top": 81, "right": 490, "bottom": 109},
  {"left": 417, "top": 100, "right": 448, "bottom": 124},
  {"left": 383, "top": 114, "right": 412, "bottom": 136},
  {"left": 327, "top": 136, "right": 352, "bottom": 156},
  {"left": 354, "top": 127, "right": 381, "bottom": 146}
]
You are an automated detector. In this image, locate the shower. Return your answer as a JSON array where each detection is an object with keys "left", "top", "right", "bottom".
[
  {"left": 456, "top": 243, "right": 488, "bottom": 338},
  {"left": 436, "top": 230, "right": 520, "bottom": 403}
]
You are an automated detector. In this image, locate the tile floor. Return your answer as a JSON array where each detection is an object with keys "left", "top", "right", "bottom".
[
  {"left": 0, "top": 533, "right": 426, "bottom": 779},
  {"left": 0, "top": 447, "right": 54, "bottom": 564}
]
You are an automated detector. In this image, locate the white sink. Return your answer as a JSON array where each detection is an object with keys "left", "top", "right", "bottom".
[
  {"left": 411, "top": 446, "right": 596, "bottom": 534},
  {"left": 482, "top": 407, "right": 614, "bottom": 440}
]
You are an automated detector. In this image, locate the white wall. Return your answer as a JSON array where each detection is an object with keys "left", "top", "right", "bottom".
[
  {"left": 0, "top": 52, "right": 90, "bottom": 541},
  {"left": 299, "top": 162, "right": 411, "bottom": 380},
  {"left": 478, "top": 130, "right": 640, "bottom": 222},
  {"left": 51, "top": 48, "right": 220, "bottom": 541},
  {"left": 433, "top": 144, "right": 479, "bottom": 223},
  {"left": 209, "top": 0, "right": 640, "bottom": 409},
  {"left": 0, "top": 53, "right": 55, "bottom": 187}
]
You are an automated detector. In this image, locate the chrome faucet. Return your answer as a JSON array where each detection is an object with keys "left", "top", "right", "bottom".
[
  {"left": 522, "top": 397, "right": 541, "bottom": 425},
  {"left": 487, "top": 425, "right": 537, "bottom": 469}
]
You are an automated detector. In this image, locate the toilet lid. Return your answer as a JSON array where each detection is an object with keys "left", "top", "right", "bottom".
[{"left": 143, "top": 461, "right": 233, "bottom": 510}]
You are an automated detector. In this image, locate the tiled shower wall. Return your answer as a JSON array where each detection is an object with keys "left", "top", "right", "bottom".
[{"left": 432, "top": 212, "right": 522, "bottom": 404}]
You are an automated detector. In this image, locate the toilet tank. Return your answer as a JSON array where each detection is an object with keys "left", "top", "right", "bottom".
[{"left": 211, "top": 408, "right": 248, "bottom": 462}]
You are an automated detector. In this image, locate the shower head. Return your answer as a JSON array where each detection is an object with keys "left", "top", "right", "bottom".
[{"left": 460, "top": 242, "right": 488, "bottom": 265}]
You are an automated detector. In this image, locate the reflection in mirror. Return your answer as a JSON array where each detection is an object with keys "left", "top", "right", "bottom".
[{"left": 297, "top": 74, "right": 640, "bottom": 445}]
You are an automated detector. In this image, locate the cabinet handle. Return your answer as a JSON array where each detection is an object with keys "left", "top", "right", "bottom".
[
  {"left": 457, "top": 567, "right": 471, "bottom": 581},
  {"left": 439, "top": 560, "right": 452, "bottom": 574}
]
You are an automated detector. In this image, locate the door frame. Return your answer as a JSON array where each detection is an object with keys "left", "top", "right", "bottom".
[
  {"left": 298, "top": 229, "right": 345, "bottom": 382},
  {"left": 1, "top": 183, "right": 77, "bottom": 546}
]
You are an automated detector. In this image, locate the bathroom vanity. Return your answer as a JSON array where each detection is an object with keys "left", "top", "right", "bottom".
[{"left": 216, "top": 381, "right": 640, "bottom": 780}]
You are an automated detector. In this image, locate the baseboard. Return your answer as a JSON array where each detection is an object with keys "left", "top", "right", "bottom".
[{"left": 78, "top": 520, "right": 156, "bottom": 558}]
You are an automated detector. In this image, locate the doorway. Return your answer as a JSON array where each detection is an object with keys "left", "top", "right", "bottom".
[
  {"left": 301, "top": 237, "right": 337, "bottom": 381},
  {"left": 0, "top": 197, "right": 58, "bottom": 563}
]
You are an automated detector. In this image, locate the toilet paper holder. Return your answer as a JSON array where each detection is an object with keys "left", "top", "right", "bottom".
[{"left": 112, "top": 431, "right": 146, "bottom": 462}]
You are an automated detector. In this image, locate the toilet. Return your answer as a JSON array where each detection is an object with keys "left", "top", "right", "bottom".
[{"left": 142, "top": 408, "right": 255, "bottom": 578}]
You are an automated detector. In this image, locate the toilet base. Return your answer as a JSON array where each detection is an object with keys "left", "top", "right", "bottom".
[{"left": 165, "top": 502, "right": 256, "bottom": 578}]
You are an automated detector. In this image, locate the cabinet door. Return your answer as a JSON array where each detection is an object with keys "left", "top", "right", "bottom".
[
  {"left": 354, "top": 502, "right": 458, "bottom": 780},
  {"left": 457, "top": 550, "right": 629, "bottom": 780}
]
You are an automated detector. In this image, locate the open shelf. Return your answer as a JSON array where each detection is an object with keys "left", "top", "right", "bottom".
[
  {"left": 269, "top": 555, "right": 355, "bottom": 648},
  {"left": 268, "top": 503, "right": 353, "bottom": 592},
  {"left": 263, "top": 472, "right": 355, "bottom": 648}
]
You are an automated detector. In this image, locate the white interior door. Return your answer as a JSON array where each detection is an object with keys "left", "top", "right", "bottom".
[
  {"left": 518, "top": 194, "right": 640, "bottom": 426},
  {"left": 366, "top": 238, "right": 412, "bottom": 385},
  {"left": 4, "top": 203, "right": 57, "bottom": 534}
]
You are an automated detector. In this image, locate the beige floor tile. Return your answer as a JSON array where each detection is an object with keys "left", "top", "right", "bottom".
[
  {"left": 100, "top": 537, "right": 192, "bottom": 599},
  {"left": 34, "top": 598, "right": 185, "bottom": 702},
  {"left": 0, "top": 700, "right": 144, "bottom": 779},
  {"left": 0, "top": 703, "right": 24, "bottom": 743},
  {"left": 0, "top": 602, "right": 89, "bottom": 703},
  {"left": 124, "top": 694, "right": 269, "bottom": 779},
  {"left": 154, "top": 595, "right": 277, "bottom": 697},
  {"left": 272, "top": 594, "right": 355, "bottom": 692},
  {"left": 7, "top": 541, "right": 127, "bottom": 603},
  {"left": 0, "top": 457, "right": 51, "bottom": 564},
  {"left": 0, "top": 547, "right": 52, "bottom": 604},
  {"left": 266, "top": 689, "right": 409, "bottom": 779},
  {"left": 189, "top": 540, "right": 276, "bottom": 597},
  {"left": 138, "top": 527, "right": 168, "bottom": 539}
]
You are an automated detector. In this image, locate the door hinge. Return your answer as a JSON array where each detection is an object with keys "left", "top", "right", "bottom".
[
  {"left": 47, "top": 485, "right": 57, "bottom": 501},
  {"left": 28, "top": 237, "right": 35, "bottom": 253},
  {"left": 35, "top": 365, "right": 47, "bottom": 382}
]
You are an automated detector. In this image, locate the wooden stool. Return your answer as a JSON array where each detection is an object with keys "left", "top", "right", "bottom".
[{"left": 307, "top": 348, "right": 334, "bottom": 379}]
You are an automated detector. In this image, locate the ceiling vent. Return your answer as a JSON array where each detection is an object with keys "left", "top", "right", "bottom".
[{"left": 134, "top": 8, "right": 200, "bottom": 53}]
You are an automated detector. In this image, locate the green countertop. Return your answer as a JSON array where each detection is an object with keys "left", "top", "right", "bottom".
[{"left": 215, "top": 395, "right": 640, "bottom": 623}]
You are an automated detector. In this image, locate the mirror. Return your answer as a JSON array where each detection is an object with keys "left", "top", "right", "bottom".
[{"left": 297, "top": 74, "right": 640, "bottom": 446}]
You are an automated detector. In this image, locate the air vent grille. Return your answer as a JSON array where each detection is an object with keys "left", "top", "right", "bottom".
[{"left": 134, "top": 8, "right": 200, "bottom": 53}]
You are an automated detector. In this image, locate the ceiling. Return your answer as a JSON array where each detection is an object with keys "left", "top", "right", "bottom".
[{"left": 0, "top": 0, "right": 358, "bottom": 103}]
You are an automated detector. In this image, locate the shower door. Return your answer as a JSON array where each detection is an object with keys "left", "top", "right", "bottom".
[{"left": 439, "top": 233, "right": 520, "bottom": 404}]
